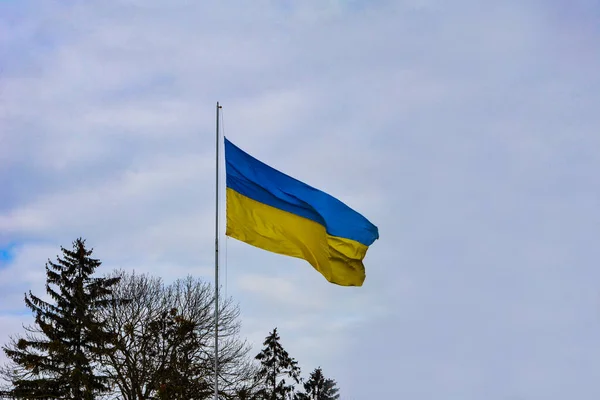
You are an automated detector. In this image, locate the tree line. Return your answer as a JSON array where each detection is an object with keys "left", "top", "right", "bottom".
[{"left": 0, "top": 238, "right": 340, "bottom": 400}]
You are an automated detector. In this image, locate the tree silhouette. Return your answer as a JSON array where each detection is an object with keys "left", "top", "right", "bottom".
[
  {"left": 1, "top": 238, "right": 121, "bottom": 399},
  {"left": 296, "top": 367, "right": 340, "bottom": 400},
  {"left": 99, "top": 271, "right": 255, "bottom": 400},
  {"left": 254, "top": 328, "right": 301, "bottom": 400}
]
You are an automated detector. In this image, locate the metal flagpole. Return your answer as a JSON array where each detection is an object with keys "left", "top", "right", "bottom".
[{"left": 214, "top": 101, "right": 221, "bottom": 400}]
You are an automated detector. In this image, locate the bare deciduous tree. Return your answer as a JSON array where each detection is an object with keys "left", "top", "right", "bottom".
[{"left": 99, "top": 270, "right": 256, "bottom": 400}]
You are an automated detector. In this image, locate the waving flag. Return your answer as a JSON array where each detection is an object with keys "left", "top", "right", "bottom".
[{"left": 224, "top": 138, "right": 379, "bottom": 286}]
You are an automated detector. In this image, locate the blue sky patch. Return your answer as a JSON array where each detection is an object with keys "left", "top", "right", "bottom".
[{"left": 0, "top": 246, "right": 14, "bottom": 265}]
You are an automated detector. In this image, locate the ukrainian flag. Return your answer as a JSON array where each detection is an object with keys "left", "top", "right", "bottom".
[{"left": 225, "top": 138, "right": 379, "bottom": 287}]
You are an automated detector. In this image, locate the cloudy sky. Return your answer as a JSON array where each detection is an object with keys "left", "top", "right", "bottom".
[{"left": 1, "top": 0, "right": 600, "bottom": 398}]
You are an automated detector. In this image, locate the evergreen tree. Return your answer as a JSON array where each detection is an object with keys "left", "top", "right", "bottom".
[
  {"left": 1, "top": 238, "right": 121, "bottom": 399},
  {"left": 254, "top": 328, "right": 301, "bottom": 400},
  {"left": 149, "top": 307, "right": 212, "bottom": 400},
  {"left": 296, "top": 367, "right": 340, "bottom": 400}
]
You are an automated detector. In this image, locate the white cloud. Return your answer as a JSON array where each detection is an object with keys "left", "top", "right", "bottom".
[
  {"left": 237, "top": 274, "right": 325, "bottom": 309},
  {"left": 1, "top": 0, "right": 600, "bottom": 398}
]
